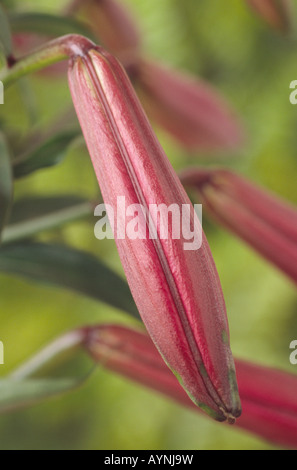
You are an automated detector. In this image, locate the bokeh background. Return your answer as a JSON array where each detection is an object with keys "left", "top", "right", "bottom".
[{"left": 1, "top": 0, "right": 297, "bottom": 450}]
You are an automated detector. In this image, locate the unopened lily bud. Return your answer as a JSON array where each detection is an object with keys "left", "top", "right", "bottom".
[
  {"left": 180, "top": 168, "right": 297, "bottom": 284},
  {"left": 68, "top": 0, "right": 141, "bottom": 61},
  {"left": 68, "top": 46, "right": 241, "bottom": 422}
]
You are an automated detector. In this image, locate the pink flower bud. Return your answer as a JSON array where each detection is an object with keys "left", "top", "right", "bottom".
[
  {"left": 68, "top": 46, "right": 241, "bottom": 422},
  {"left": 180, "top": 168, "right": 297, "bottom": 284},
  {"left": 136, "top": 59, "right": 244, "bottom": 153},
  {"left": 68, "top": 0, "right": 141, "bottom": 61},
  {"left": 245, "top": 0, "right": 292, "bottom": 32},
  {"left": 84, "top": 324, "right": 297, "bottom": 448}
]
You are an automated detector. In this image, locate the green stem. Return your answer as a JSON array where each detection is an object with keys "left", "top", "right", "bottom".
[
  {"left": 1, "top": 200, "right": 96, "bottom": 244},
  {"left": 0, "top": 34, "right": 95, "bottom": 88},
  {"left": 10, "top": 330, "right": 86, "bottom": 379}
]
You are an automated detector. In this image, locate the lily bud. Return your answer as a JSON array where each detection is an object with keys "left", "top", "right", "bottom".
[
  {"left": 84, "top": 324, "right": 297, "bottom": 448},
  {"left": 245, "top": 0, "right": 292, "bottom": 32},
  {"left": 68, "top": 46, "right": 241, "bottom": 422},
  {"left": 136, "top": 59, "right": 244, "bottom": 153},
  {"left": 180, "top": 168, "right": 297, "bottom": 284}
]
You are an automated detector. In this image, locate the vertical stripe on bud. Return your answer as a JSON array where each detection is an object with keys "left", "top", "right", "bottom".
[
  {"left": 68, "top": 46, "right": 241, "bottom": 422},
  {"left": 180, "top": 168, "right": 297, "bottom": 284},
  {"left": 84, "top": 324, "right": 297, "bottom": 448}
]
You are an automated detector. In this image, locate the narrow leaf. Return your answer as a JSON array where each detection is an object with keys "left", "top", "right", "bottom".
[
  {"left": 13, "top": 130, "right": 79, "bottom": 178},
  {"left": 0, "top": 242, "right": 139, "bottom": 318},
  {"left": 137, "top": 59, "right": 244, "bottom": 153},
  {"left": 0, "top": 132, "right": 13, "bottom": 240},
  {"left": 0, "top": 376, "right": 87, "bottom": 414}
]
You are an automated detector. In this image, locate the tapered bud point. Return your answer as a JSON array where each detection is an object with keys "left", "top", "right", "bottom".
[
  {"left": 245, "top": 0, "right": 292, "bottom": 33},
  {"left": 68, "top": 47, "right": 241, "bottom": 422},
  {"left": 84, "top": 325, "right": 240, "bottom": 423},
  {"left": 136, "top": 59, "right": 245, "bottom": 153},
  {"left": 180, "top": 167, "right": 297, "bottom": 284}
]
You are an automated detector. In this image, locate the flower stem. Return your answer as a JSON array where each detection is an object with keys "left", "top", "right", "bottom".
[
  {"left": 1, "top": 200, "right": 96, "bottom": 244},
  {"left": 0, "top": 34, "right": 96, "bottom": 88}
]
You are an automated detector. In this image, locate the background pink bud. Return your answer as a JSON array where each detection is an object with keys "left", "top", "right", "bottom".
[
  {"left": 235, "top": 359, "right": 297, "bottom": 448},
  {"left": 180, "top": 168, "right": 297, "bottom": 284},
  {"left": 12, "top": 33, "right": 68, "bottom": 76},
  {"left": 245, "top": 0, "right": 292, "bottom": 32},
  {"left": 84, "top": 324, "right": 297, "bottom": 449},
  {"left": 136, "top": 59, "right": 245, "bottom": 153},
  {"left": 68, "top": 47, "right": 241, "bottom": 422},
  {"left": 67, "top": 0, "right": 141, "bottom": 61}
]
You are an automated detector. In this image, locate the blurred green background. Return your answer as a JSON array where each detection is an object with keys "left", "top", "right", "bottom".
[{"left": 1, "top": 0, "right": 297, "bottom": 450}]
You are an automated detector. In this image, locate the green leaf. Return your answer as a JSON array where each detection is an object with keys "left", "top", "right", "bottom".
[
  {"left": 0, "top": 376, "right": 88, "bottom": 414},
  {"left": 0, "top": 4, "right": 12, "bottom": 57},
  {"left": 0, "top": 242, "right": 140, "bottom": 319},
  {"left": 13, "top": 130, "right": 79, "bottom": 178},
  {"left": 0, "top": 132, "right": 13, "bottom": 240},
  {"left": 8, "top": 195, "right": 91, "bottom": 224},
  {"left": 16, "top": 77, "right": 39, "bottom": 125},
  {"left": 9, "top": 12, "right": 96, "bottom": 41},
  {"left": 2, "top": 195, "right": 95, "bottom": 243}
]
